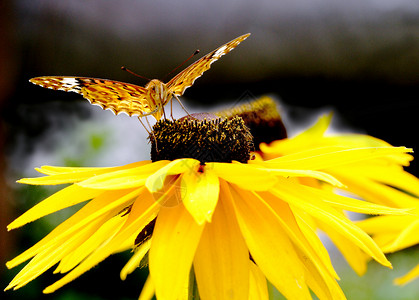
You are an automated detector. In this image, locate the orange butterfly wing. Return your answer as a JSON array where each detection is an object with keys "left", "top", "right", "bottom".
[
  {"left": 166, "top": 33, "right": 250, "bottom": 96},
  {"left": 29, "top": 76, "right": 157, "bottom": 117},
  {"left": 30, "top": 33, "right": 250, "bottom": 118}
]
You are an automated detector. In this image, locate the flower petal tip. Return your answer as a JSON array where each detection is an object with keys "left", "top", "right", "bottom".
[
  {"left": 393, "top": 277, "right": 406, "bottom": 286},
  {"left": 190, "top": 214, "right": 211, "bottom": 226},
  {"left": 43, "top": 286, "right": 54, "bottom": 294},
  {"left": 7, "top": 222, "right": 20, "bottom": 231}
]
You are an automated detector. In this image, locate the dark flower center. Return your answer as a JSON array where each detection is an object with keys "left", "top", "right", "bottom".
[
  {"left": 150, "top": 113, "right": 254, "bottom": 164},
  {"left": 215, "top": 97, "right": 287, "bottom": 150}
]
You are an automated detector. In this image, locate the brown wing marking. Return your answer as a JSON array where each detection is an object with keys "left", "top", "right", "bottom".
[
  {"left": 30, "top": 76, "right": 154, "bottom": 116},
  {"left": 166, "top": 33, "right": 250, "bottom": 96}
]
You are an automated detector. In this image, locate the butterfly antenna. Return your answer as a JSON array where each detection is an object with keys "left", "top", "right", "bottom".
[
  {"left": 163, "top": 49, "right": 200, "bottom": 80},
  {"left": 121, "top": 66, "right": 151, "bottom": 81}
]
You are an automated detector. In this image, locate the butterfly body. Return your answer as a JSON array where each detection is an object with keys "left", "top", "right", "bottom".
[
  {"left": 30, "top": 33, "right": 250, "bottom": 120},
  {"left": 144, "top": 79, "right": 171, "bottom": 120}
]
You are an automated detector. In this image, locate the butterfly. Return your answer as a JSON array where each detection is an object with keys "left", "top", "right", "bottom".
[{"left": 30, "top": 33, "right": 250, "bottom": 121}]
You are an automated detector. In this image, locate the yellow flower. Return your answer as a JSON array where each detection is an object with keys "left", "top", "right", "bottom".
[
  {"left": 356, "top": 183, "right": 419, "bottom": 286},
  {"left": 6, "top": 114, "right": 409, "bottom": 299},
  {"left": 258, "top": 112, "right": 419, "bottom": 277},
  {"left": 357, "top": 206, "right": 419, "bottom": 286}
]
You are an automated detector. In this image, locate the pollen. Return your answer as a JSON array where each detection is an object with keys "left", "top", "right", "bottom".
[{"left": 150, "top": 113, "right": 254, "bottom": 164}]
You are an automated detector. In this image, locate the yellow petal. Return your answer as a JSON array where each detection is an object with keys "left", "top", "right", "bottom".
[
  {"left": 43, "top": 189, "right": 160, "bottom": 293},
  {"left": 121, "top": 239, "right": 151, "bottom": 281},
  {"left": 194, "top": 191, "right": 249, "bottom": 300},
  {"left": 181, "top": 166, "right": 220, "bottom": 225},
  {"left": 149, "top": 202, "right": 204, "bottom": 300},
  {"left": 259, "top": 191, "right": 339, "bottom": 280},
  {"left": 357, "top": 215, "right": 415, "bottom": 237},
  {"left": 146, "top": 159, "right": 199, "bottom": 193},
  {"left": 260, "top": 113, "right": 331, "bottom": 156},
  {"left": 333, "top": 164, "right": 419, "bottom": 198},
  {"left": 78, "top": 160, "right": 169, "bottom": 189},
  {"left": 209, "top": 162, "right": 278, "bottom": 191},
  {"left": 7, "top": 188, "right": 140, "bottom": 269},
  {"left": 35, "top": 161, "right": 151, "bottom": 175},
  {"left": 224, "top": 182, "right": 312, "bottom": 299},
  {"left": 267, "top": 168, "right": 344, "bottom": 187},
  {"left": 271, "top": 178, "right": 391, "bottom": 267},
  {"left": 295, "top": 245, "right": 346, "bottom": 300},
  {"left": 138, "top": 275, "right": 155, "bottom": 300},
  {"left": 56, "top": 213, "right": 127, "bottom": 274},
  {"left": 6, "top": 212, "right": 111, "bottom": 291},
  {"left": 308, "top": 186, "right": 411, "bottom": 215},
  {"left": 263, "top": 147, "right": 412, "bottom": 170},
  {"left": 8, "top": 185, "right": 102, "bottom": 230},
  {"left": 262, "top": 193, "right": 346, "bottom": 300},
  {"left": 382, "top": 219, "right": 419, "bottom": 252},
  {"left": 18, "top": 161, "right": 153, "bottom": 185},
  {"left": 256, "top": 189, "right": 345, "bottom": 299},
  {"left": 320, "top": 134, "right": 392, "bottom": 148},
  {"left": 318, "top": 221, "right": 369, "bottom": 276},
  {"left": 248, "top": 262, "right": 269, "bottom": 300},
  {"left": 331, "top": 170, "right": 419, "bottom": 208},
  {"left": 394, "top": 263, "right": 419, "bottom": 286},
  {"left": 320, "top": 136, "right": 413, "bottom": 166}
]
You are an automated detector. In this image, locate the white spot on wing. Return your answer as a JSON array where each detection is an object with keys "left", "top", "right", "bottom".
[
  {"left": 61, "top": 77, "right": 78, "bottom": 86},
  {"left": 212, "top": 45, "right": 229, "bottom": 59}
]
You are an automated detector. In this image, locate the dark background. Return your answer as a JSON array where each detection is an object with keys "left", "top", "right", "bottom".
[{"left": 1, "top": 1, "right": 418, "bottom": 299}]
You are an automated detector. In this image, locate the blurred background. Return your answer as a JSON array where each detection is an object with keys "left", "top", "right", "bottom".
[{"left": 1, "top": 0, "right": 419, "bottom": 299}]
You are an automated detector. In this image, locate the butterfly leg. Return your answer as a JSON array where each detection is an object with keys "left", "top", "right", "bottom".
[
  {"left": 138, "top": 116, "right": 151, "bottom": 133},
  {"left": 170, "top": 98, "right": 175, "bottom": 120},
  {"left": 138, "top": 116, "right": 159, "bottom": 152},
  {"left": 145, "top": 116, "right": 159, "bottom": 153},
  {"left": 173, "top": 94, "right": 191, "bottom": 118},
  {"left": 162, "top": 106, "right": 167, "bottom": 120}
]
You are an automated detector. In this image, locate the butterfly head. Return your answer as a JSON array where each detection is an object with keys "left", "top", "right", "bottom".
[{"left": 146, "top": 79, "right": 172, "bottom": 105}]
